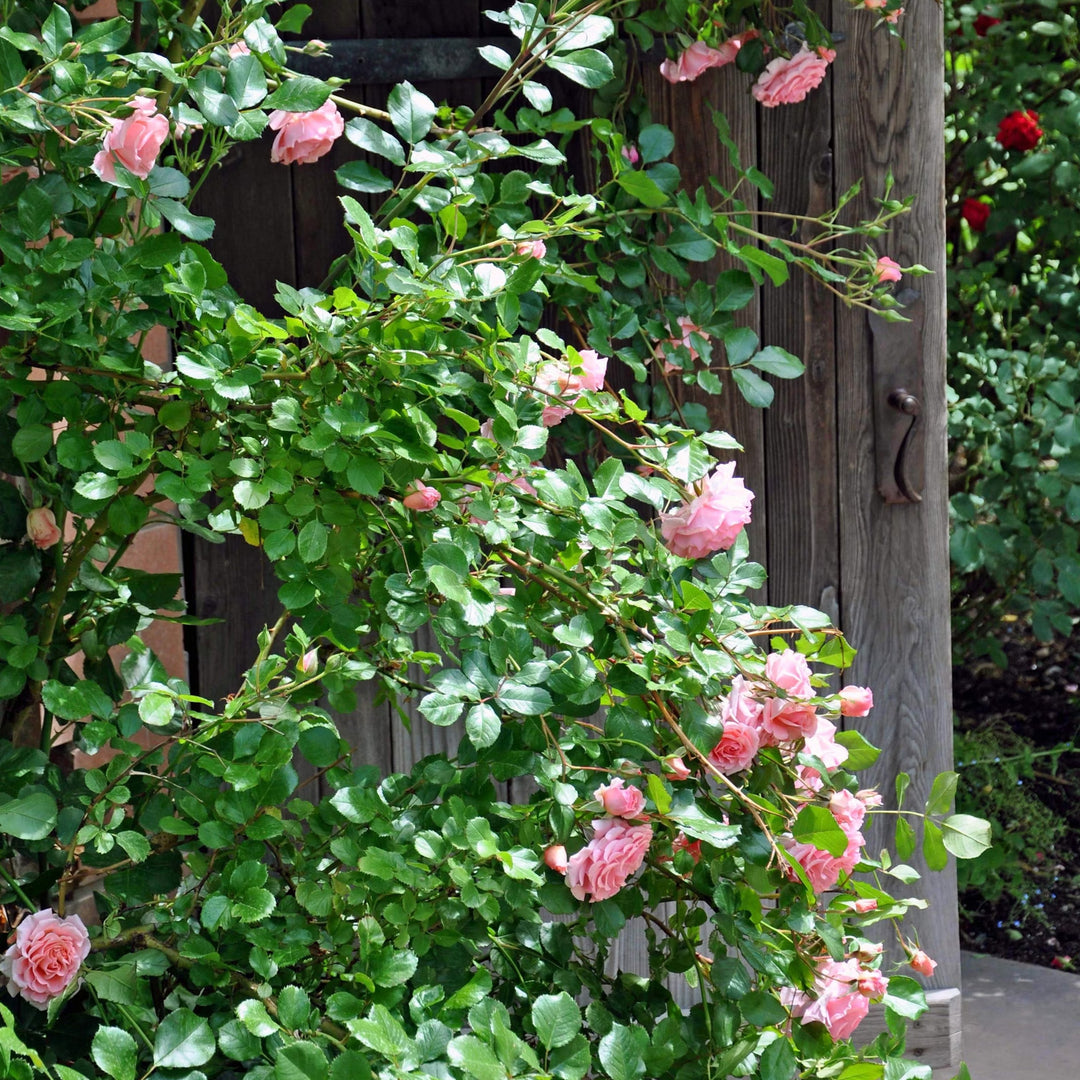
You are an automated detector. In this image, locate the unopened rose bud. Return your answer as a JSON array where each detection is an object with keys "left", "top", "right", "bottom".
[
  {"left": 854, "top": 898, "right": 878, "bottom": 913},
  {"left": 402, "top": 481, "right": 440, "bottom": 511},
  {"left": 515, "top": 239, "right": 546, "bottom": 259},
  {"left": 839, "top": 685, "right": 874, "bottom": 717},
  {"left": 299, "top": 648, "right": 318, "bottom": 674},
  {"left": 662, "top": 755, "right": 691, "bottom": 781},
  {"left": 543, "top": 844, "right": 568, "bottom": 873},
  {"left": 856, "top": 788, "right": 884, "bottom": 809},
  {"left": 26, "top": 507, "right": 61, "bottom": 549},
  {"left": 303, "top": 39, "right": 330, "bottom": 56},
  {"left": 909, "top": 948, "right": 937, "bottom": 977}
]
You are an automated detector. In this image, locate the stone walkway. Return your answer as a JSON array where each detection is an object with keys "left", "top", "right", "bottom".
[{"left": 955, "top": 950, "right": 1080, "bottom": 1079}]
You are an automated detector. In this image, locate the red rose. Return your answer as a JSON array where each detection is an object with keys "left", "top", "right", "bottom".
[
  {"left": 997, "top": 110, "right": 1042, "bottom": 152},
  {"left": 973, "top": 14, "right": 1001, "bottom": 36},
  {"left": 961, "top": 198, "right": 991, "bottom": 232}
]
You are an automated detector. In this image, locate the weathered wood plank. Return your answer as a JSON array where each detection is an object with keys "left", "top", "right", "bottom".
[
  {"left": 757, "top": 36, "right": 839, "bottom": 616},
  {"left": 830, "top": 1, "right": 957, "bottom": 993},
  {"left": 641, "top": 59, "right": 768, "bottom": 579},
  {"left": 857, "top": 988, "right": 961, "bottom": 1070}
]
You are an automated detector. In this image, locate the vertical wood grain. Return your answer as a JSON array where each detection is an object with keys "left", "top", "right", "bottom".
[
  {"left": 757, "top": 25, "right": 839, "bottom": 616},
  {"left": 831, "top": 1, "right": 957, "bottom": 988},
  {"left": 641, "top": 62, "right": 768, "bottom": 576}
]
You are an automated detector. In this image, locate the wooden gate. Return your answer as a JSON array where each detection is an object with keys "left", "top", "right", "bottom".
[{"left": 190, "top": 0, "right": 957, "bottom": 1064}]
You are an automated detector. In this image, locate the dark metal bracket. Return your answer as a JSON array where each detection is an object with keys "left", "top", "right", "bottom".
[
  {"left": 872, "top": 287, "right": 926, "bottom": 504},
  {"left": 291, "top": 38, "right": 517, "bottom": 85}
]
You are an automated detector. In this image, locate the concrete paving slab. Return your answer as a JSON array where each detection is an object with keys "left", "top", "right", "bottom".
[{"left": 957, "top": 950, "right": 1080, "bottom": 1079}]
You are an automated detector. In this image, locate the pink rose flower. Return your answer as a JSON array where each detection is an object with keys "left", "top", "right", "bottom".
[
  {"left": 857, "top": 967, "right": 889, "bottom": 997},
  {"left": 761, "top": 650, "right": 818, "bottom": 742},
  {"left": 534, "top": 351, "right": 608, "bottom": 426},
  {"left": 515, "top": 239, "right": 547, "bottom": 258},
  {"left": 658, "top": 315, "right": 708, "bottom": 373},
  {"left": 856, "top": 788, "right": 883, "bottom": 809},
  {"left": 92, "top": 96, "right": 170, "bottom": 183},
  {"left": 803, "top": 716, "right": 849, "bottom": 771},
  {"left": 228, "top": 41, "right": 251, "bottom": 57},
  {"left": 0, "top": 909, "right": 90, "bottom": 1009},
  {"left": 782, "top": 957, "right": 871, "bottom": 1041},
  {"left": 660, "top": 462, "right": 754, "bottom": 559},
  {"left": 884, "top": 7, "right": 904, "bottom": 23},
  {"left": 543, "top": 844, "right": 568, "bottom": 873},
  {"left": 752, "top": 45, "right": 833, "bottom": 108},
  {"left": 620, "top": 143, "right": 640, "bottom": 165},
  {"left": 662, "top": 754, "right": 691, "bottom": 782},
  {"left": 839, "top": 684, "right": 874, "bottom": 717},
  {"left": 874, "top": 257, "right": 902, "bottom": 284},
  {"left": 910, "top": 949, "right": 937, "bottom": 977},
  {"left": 566, "top": 818, "right": 652, "bottom": 902},
  {"left": 783, "top": 827, "right": 863, "bottom": 893},
  {"left": 853, "top": 898, "right": 878, "bottom": 914},
  {"left": 26, "top": 507, "right": 61, "bottom": 549},
  {"left": 595, "top": 776, "right": 646, "bottom": 819},
  {"left": 402, "top": 481, "right": 440, "bottom": 511},
  {"left": 829, "top": 789, "right": 867, "bottom": 833},
  {"left": 709, "top": 720, "right": 760, "bottom": 774},
  {"left": 268, "top": 100, "right": 345, "bottom": 165},
  {"left": 659, "top": 32, "right": 757, "bottom": 84}
]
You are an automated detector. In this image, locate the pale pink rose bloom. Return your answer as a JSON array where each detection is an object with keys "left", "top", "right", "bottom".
[
  {"left": 26, "top": 507, "right": 61, "bottom": 549},
  {"left": 479, "top": 419, "right": 495, "bottom": 439},
  {"left": 0, "top": 909, "right": 90, "bottom": 1009},
  {"left": 884, "top": 7, "right": 904, "bottom": 22},
  {"left": 493, "top": 471, "right": 538, "bottom": 497},
  {"left": 783, "top": 827, "right": 863, "bottom": 893},
  {"left": 782, "top": 956, "right": 870, "bottom": 1040},
  {"left": 659, "top": 32, "right": 757, "bottom": 84},
  {"left": 565, "top": 818, "right": 652, "bottom": 902},
  {"left": 709, "top": 720, "right": 760, "bottom": 774},
  {"left": 855, "top": 940, "right": 883, "bottom": 962},
  {"left": 298, "top": 648, "right": 318, "bottom": 674},
  {"left": 660, "top": 462, "right": 754, "bottom": 559},
  {"left": 856, "top": 788, "right": 883, "bottom": 809},
  {"left": 874, "top": 257, "right": 902, "bottom": 284},
  {"left": 542, "top": 403, "right": 574, "bottom": 426},
  {"left": 573, "top": 349, "right": 607, "bottom": 393},
  {"left": 910, "top": 949, "right": 937, "bottom": 977},
  {"left": 803, "top": 716, "right": 849, "bottom": 771},
  {"left": 720, "top": 674, "right": 766, "bottom": 732},
  {"left": 863, "top": 0, "right": 887, "bottom": 7},
  {"left": 595, "top": 776, "right": 646, "bottom": 819},
  {"left": 761, "top": 649, "right": 818, "bottom": 742},
  {"left": 853, "top": 898, "right": 878, "bottom": 914},
  {"left": 228, "top": 41, "right": 251, "bottom": 57},
  {"left": 752, "top": 45, "right": 833, "bottom": 108},
  {"left": 829, "top": 789, "right": 867, "bottom": 833},
  {"left": 515, "top": 239, "right": 546, "bottom": 258},
  {"left": 402, "top": 481, "right": 440, "bottom": 511},
  {"left": 658, "top": 315, "right": 707, "bottom": 373},
  {"left": 662, "top": 754, "right": 691, "bottom": 781},
  {"left": 839, "top": 684, "right": 874, "bottom": 717},
  {"left": 268, "top": 100, "right": 345, "bottom": 165},
  {"left": 534, "top": 351, "right": 607, "bottom": 426},
  {"left": 796, "top": 764, "right": 825, "bottom": 796},
  {"left": 620, "top": 143, "right": 640, "bottom": 165},
  {"left": 543, "top": 844, "right": 568, "bottom": 873},
  {"left": 92, "top": 95, "right": 170, "bottom": 182}
]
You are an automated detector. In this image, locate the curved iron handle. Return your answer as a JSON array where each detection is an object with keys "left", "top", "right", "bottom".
[{"left": 887, "top": 388, "right": 923, "bottom": 503}]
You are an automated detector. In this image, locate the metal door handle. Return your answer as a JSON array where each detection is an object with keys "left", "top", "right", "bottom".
[{"left": 886, "top": 388, "right": 922, "bottom": 503}]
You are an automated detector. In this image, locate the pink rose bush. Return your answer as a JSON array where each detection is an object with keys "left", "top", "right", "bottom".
[
  {"left": 0, "top": 909, "right": 90, "bottom": 1009},
  {"left": 26, "top": 506, "right": 61, "bottom": 549},
  {"left": 268, "top": 100, "right": 345, "bottom": 165},
  {"left": 595, "top": 776, "right": 646, "bottom": 818},
  {"left": 660, "top": 462, "right": 754, "bottom": 559},
  {"left": 566, "top": 818, "right": 653, "bottom": 902},
  {"left": 92, "top": 96, "right": 170, "bottom": 183},
  {"left": 752, "top": 45, "right": 835, "bottom": 107}
]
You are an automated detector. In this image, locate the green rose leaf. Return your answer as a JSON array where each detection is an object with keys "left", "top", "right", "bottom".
[
  {"left": 0, "top": 792, "right": 57, "bottom": 841},
  {"left": 940, "top": 813, "right": 993, "bottom": 859},
  {"left": 92, "top": 1026, "right": 137, "bottom": 1080},
  {"left": 532, "top": 992, "right": 581, "bottom": 1050},
  {"left": 388, "top": 81, "right": 436, "bottom": 144},
  {"left": 153, "top": 1008, "right": 215, "bottom": 1068}
]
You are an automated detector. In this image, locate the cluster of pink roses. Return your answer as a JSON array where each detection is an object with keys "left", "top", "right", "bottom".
[
  {"left": 546, "top": 777, "right": 653, "bottom": 903},
  {"left": 660, "top": 34, "right": 838, "bottom": 109},
  {"left": 0, "top": 909, "right": 90, "bottom": 1009},
  {"left": 660, "top": 462, "right": 754, "bottom": 560},
  {"left": 533, "top": 349, "right": 608, "bottom": 427}
]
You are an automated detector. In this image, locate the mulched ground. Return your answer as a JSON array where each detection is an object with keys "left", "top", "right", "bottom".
[{"left": 952, "top": 626, "right": 1080, "bottom": 971}]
